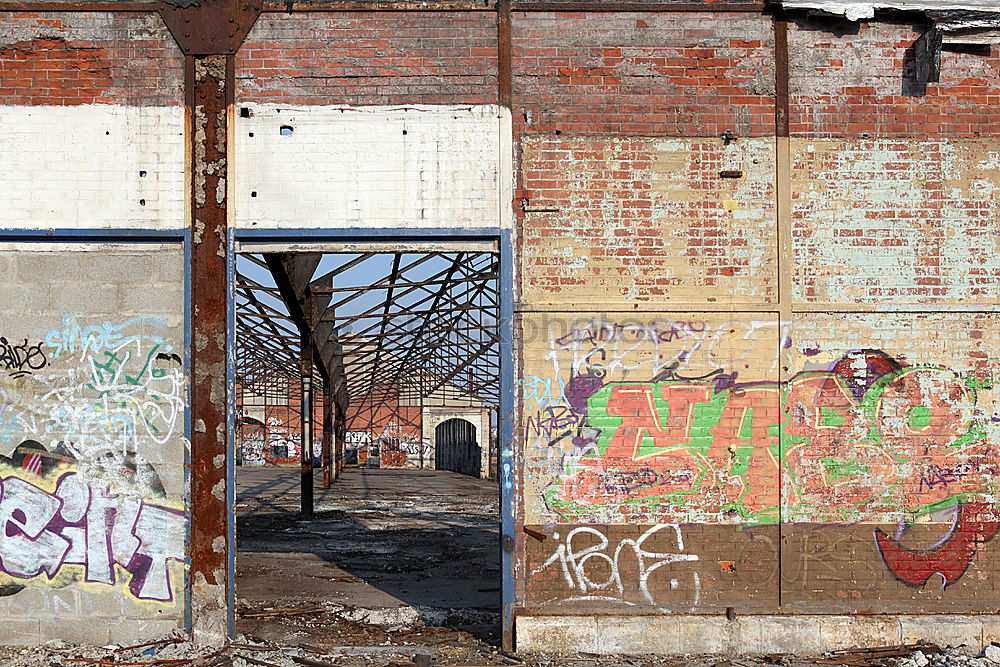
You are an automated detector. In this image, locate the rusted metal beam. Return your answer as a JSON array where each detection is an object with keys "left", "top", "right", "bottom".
[
  {"left": 335, "top": 405, "right": 345, "bottom": 477},
  {"left": 0, "top": 0, "right": 763, "bottom": 11},
  {"left": 509, "top": 0, "right": 764, "bottom": 9},
  {"left": 300, "top": 328, "right": 315, "bottom": 516},
  {"left": 322, "top": 383, "right": 333, "bottom": 488},
  {"left": 169, "top": 1, "right": 262, "bottom": 646},
  {"left": 188, "top": 52, "right": 231, "bottom": 647},
  {"left": 159, "top": 0, "right": 262, "bottom": 55},
  {"left": 261, "top": 0, "right": 493, "bottom": 9}
]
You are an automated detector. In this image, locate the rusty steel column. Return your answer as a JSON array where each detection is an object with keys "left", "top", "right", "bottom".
[
  {"left": 159, "top": 0, "right": 261, "bottom": 644},
  {"left": 322, "top": 384, "right": 333, "bottom": 488},
  {"left": 301, "top": 336, "right": 315, "bottom": 516},
  {"left": 187, "top": 52, "right": 232, "bottom": 647}
]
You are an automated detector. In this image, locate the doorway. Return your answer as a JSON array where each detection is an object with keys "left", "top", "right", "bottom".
[{"left": 229, "top": 235, "right": 511, "bottom": 652}]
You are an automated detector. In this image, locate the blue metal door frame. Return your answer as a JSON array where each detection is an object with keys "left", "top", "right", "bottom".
[{"left": 227, "top": 226, "right": 517, "bottom": 648}]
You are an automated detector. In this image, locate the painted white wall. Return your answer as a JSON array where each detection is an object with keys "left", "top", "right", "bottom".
[
  {"left": 0, "top": 105, "right": 185, "bottom": 230},
  {"left": 233, "top": 104, "right": 513, "bottom": 230}
]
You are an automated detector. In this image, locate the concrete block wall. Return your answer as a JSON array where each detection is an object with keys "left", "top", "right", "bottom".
[
  {"left": 0, "top": 245, "right": 187, "bottom": 644},
  {"left": 0, "top": 11, "right": 188, "bottom": 645}
]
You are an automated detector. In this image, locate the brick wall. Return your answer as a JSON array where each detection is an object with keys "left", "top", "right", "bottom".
[
  {"left": 520, "top": 136, "right": 777, "bottom": 305},
  {"left": 512, "top": 12, "right": 775, "bottom": 137},
  {"left": 789, "top": 17, "right": 1000, "bottom": 138},
  {"left": 0, "top": 12, "right": 182, "bottom": 106},
  {"left": 510, "top": 8, "right": 1000, "bottom": 647},
  {"left": 237, "top": 13, "right": 498, "bottom": 105},
  {"left": 792, "top": 138, "right": 1000, "bottom": 304}
]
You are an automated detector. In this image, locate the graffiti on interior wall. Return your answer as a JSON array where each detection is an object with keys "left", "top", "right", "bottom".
[
  {"left": 0, "top": 314, "right": 186, "bottom": 604},
  {"left": 346, "top": 431, "right": 368, "bottom": 450},
  {"left": 524, "top": 317, "right": 1000, "bottom": 599},
  {"left": 242, "top": 435, "right": 265, "bottom": 467},
  {"left": 265, "top": 416, "right": 300, "bottom": 462},
  {"left": 378, "top": 420, "right": 424, "bottom": 469}
]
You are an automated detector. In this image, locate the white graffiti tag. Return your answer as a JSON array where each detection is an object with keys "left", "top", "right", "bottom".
[
  {"left": 533, "top": 524, "right": 700, "bottom": 610},
  {"left": 0, "top": 471, "right": 184, "bottom": 601}
]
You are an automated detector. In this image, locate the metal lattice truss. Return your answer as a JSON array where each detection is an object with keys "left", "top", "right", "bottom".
[{"left": 234, "top": 250, "right": 501, "bottom": 421}]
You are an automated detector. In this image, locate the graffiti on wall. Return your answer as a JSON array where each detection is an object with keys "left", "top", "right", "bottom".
[
  {"left": 523, "top": 317, "right": 1000, "bottom": 607},
  {"left": 0, "top": 313, "right": 186, "bottom": 606},
  {"left": 378, "top": 420, "right": 426, "bottom": 469},
  {"left": 242, "top": 435, "right": 265, "bottom": 467},
  {"left": 0, "top": 441, "right": 184, "bottom": 601},
  {"left": 532, "top": 523, "right": 701, "bottom": 608},
  {"left": 265, "top": 416, "right": 300, "bottom": 463}
]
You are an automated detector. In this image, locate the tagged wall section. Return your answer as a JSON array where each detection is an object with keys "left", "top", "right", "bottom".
[
  {"left": 518, "top": 312, "right": 1000, "bottom": 616},
  {"left": 0, "top": 244, "right": 187, "bottom": 645}
]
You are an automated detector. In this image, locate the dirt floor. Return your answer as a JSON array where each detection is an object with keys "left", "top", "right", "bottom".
[{"left": 236, "top": 466, "right": 506, "bottom": 657}]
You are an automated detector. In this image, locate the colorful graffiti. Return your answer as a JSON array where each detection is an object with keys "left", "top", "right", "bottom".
[
  {"left": 0, "top": 312, "right": 186, "bottom": 606},
  {"left": 378, "top": 420, "right": 425, "bottom": 469},
  {"left": 524, "top": 316, "right": 1000, "bottom": 602},
  {"left": 0, "top": 442, "right": 184, "bottom": 601},
  {"left": 548, "top": 353, "right": 993, "bottom": 527},
  {"left": 242, "top": 435, "right": 265, "bottom": 467}
]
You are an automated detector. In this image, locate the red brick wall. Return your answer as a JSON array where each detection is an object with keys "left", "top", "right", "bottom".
[
  {"left": 789, "top": 18, "right": 1000, "bottom": 138},
  {"left": 519, "top": 136, "right": 778, "bottom": 305},
  {"left": 512, "top": 12, "right": 776, "bottom": 137},
  {"left": 0, "top": 13, "right": 182, "bottom": 106},
  {"left": 236, "top": 13, "right": 498, "bottom": 105}
]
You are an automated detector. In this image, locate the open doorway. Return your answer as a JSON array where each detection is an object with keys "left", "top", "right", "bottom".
[{"left": 230, "top": 241, "right": 505, "bottom": 651}]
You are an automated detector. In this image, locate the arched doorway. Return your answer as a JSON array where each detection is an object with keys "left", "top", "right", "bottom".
[{"left": 435, "top": 418, "right": 480, "bottom": 477}]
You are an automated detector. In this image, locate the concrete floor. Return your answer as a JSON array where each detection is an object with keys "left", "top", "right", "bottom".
[{"left": 235, "top": 466, "right": 501, "bottom": 646}]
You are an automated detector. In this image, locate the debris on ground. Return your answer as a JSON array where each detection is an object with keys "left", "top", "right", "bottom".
[{"left": 1, "top": 636, "right": 999, "bottom": 667}]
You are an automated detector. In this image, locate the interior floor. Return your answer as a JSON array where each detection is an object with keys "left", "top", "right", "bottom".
[{"left": 235, "top": 466, "right": 501, "bottom": 646}]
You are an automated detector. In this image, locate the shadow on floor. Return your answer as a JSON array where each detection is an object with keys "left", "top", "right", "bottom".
[{"left": 235, "top": 467, "right": 502, "bottom": 643}]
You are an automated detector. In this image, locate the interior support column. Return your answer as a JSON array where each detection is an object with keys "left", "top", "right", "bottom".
[
  {"left": 187, "top": 53, "right": 232, "bottom": 647},
  {"left": 322, "top": 383, "right": 333, "bottom": 488},
  {"left": 301, "top": 332, "right": 315, "bottom": 516}
]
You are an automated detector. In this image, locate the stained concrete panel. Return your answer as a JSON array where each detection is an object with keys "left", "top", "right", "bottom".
[{"left": 0, "top": 244, "right": 187, "bottom": 643}]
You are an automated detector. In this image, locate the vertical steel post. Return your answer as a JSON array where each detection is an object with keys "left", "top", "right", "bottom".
[
  {"left": 301, "top": 333, "right": 314, "bottom": 516},
  {"left": 336, "top": 405, "right": 346, "bottom": 478},
  {"left": 323, "top": 384, "right": 333, "bottom": 488},
  {"left": 187, "top": 53, "right": 232, "bottom": 646}
]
